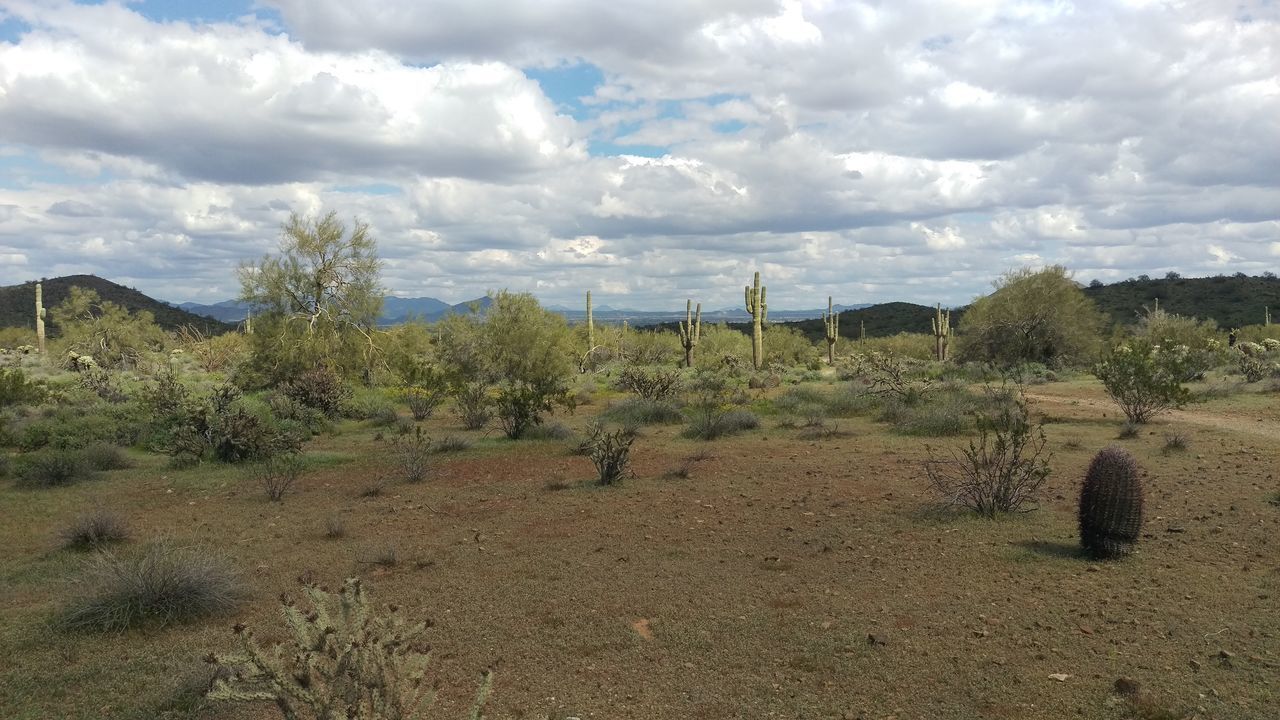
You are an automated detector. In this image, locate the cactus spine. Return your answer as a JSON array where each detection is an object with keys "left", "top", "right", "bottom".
[
  {"left": 586, "top": 291, "right": 595, "bottom": 350},
  {"left": 678, "top": 299, "right": 701, "bottom": 368},
  {"left": 35, "top": 282, "right": 46, "bottom": 354},
  {"left": 823, "top": 296, "right": 838, "bottom": 365},
  {"left": 745, "top": 271, "right": 767, "bottom": 370},
  {"left": 931, "top": 303, "right": 951, "bottom": 362},
  {"left": 1078, "top": 447, "right": 1144, "bottom": 560}
]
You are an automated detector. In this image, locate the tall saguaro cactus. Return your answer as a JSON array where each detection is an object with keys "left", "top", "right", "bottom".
[
  {"left": 931, "top": 303, "right": 951, "bottom": 362},
  {"left": 1266, "top": 306, "right": 1272, "bottom": 326},
  {"left": 35, "top": 282, "right": 46, "bottom": 354},
  {"left": 586, "top": 291, "right": 595, "bottom": 351},
  {"left": 745, "top": 271, "right": 767, "bottom": 370},
  {"left": 823, "top": 296, "right": 839, "bottom": 365},
  {"left": 678, "top": 299, "right": 701, "bottom": 368}
]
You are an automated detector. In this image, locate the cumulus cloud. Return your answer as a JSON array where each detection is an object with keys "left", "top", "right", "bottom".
[{"left": 0, "top": 0, "right": 1276, "bottom": 310}]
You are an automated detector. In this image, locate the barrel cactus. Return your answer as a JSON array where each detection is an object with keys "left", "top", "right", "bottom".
[{"left": 1078, "top": 446, "right": 1144, "bottom": 559}]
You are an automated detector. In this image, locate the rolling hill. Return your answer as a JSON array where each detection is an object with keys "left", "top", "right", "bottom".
[
  {"left": 1082, "top": 273, "right": 1280, "bottom": 329},
  {"left": 0, "top": 275, "right": 235, "bottom": 335}
]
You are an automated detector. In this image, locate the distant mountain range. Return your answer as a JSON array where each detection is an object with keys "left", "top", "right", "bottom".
[
  {"left": 176, "top": 295, "right": 869, "bottom": 326},
  {"left": 3, "top": 273, "right": 1277, "bottom": 340}
]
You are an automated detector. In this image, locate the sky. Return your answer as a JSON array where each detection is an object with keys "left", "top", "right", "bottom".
[{"left": 0, "top": 0, "right": 1277, "bottom": 310}]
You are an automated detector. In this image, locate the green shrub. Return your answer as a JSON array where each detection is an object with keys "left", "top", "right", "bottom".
[
  {"left": 451, "top": 382, "right": 492, "bottom": 430},
  {"left": 522, "top": 421, "right": 573, "bottom": 441},
  {"left": 601, "top": 398, "right": 684, "bottom": 426},
  {"left": 888, "top": 393, "right": 973, "bottom": 436},
  {"left": 616, "top": 365, "right": 682, "bottom": 402},
  {"left": 60, "top": 542, "right": 245, "bottom": 631},
  {"left": 0, "top": 454, "right": 9, "bottom": 478},
  {"left": 588, "top": 426, "right": 635, "bottom": 486},
  {"left": 60, "top": 509, "right": 130, "bottom": 550},
  {"left": 78, "top": 444, "right": 134, "bottom": 471},
  {"left": 684, "top": 408, "right": 759, "bottom": 440},
  {"left": 14, "top": 448, "right": 97, "bottom": 488},
  {"left": 0, "top": 367, "right": 46, "bottom": 408},
  {"left": 495, "top": 381, "right": 566, "bottom": 439},
  {"left": 1094, "top": 340, "right": 1192, "bottom": 423},
  {"left": 401, "top": 385, "right": 446, "bottom": 421},
  {"left": 251, "top": 453, "right": 304, "bottom": 501},
  {"left": 280, "top": 367, "right": 351, "bottom": 418},
  {"left": 18, "top": 403, "right": 149, "bottom": 451}
]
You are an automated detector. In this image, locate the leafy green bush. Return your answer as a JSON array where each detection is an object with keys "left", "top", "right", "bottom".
[
  {"left": 13, "top": 448, "right": 97, "bottom": 488},
  {"left": 451, "top": 382, "right": 493, "bottom": 430},
  {"left": 60, "top": 542, "right": 245, "bottom": 632},
  {"left": 0, "top": 367, "right": 46, "bottom": 408},
  {"left": 18, "top": 402, "right": 149, "bottom": 451},
  {"left": 1094, "top": 340, "right": 1192, "bottom": 423},
  {"left": 495, "top": 381, "right": 567, "bottom": 439}
]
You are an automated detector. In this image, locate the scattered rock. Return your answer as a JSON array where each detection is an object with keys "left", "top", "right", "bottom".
[
  {"left": 1048, "top": 673, "right": 1071, "bottom": 682},
  {"left": 866, "top": 633, "right": 887, "bottom": 647}
]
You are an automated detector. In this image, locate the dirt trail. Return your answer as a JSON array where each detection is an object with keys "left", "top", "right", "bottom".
[{"left": 1025, "top": 389, "right": 1280, "bottom": 441}]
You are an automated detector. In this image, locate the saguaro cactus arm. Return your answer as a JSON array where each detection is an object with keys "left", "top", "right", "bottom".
[
  {"left": 678, "top": 299, "right": 701, "bottom": 367},
  {"left": 745, "top": 271, "right": 767, "bottom": 370}
]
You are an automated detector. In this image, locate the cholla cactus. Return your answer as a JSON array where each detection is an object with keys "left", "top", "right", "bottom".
[
  {"left": 1262, "top": 338, "right": 1280, "bottom": 352},
  {"left": 208, "top": 578, "right": 493, "bottom": 720},
  {"left": 1237, "top": 341, "right": 1264, "bottom": 357}
]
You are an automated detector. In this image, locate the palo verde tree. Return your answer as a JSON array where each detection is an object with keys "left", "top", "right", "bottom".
[
  {"left": 51, "top": 287, "right": 167, "bottom": 369},
  {"left": 239, "top": 211, "right": 384, "bottom": 385},
  {"left": 957, "top": 265, "right": 1104, "bottom": 368}
]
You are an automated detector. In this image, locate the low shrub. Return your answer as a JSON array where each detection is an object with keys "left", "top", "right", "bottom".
[
  {"left": 683, "top": 408, "right": 759, "bottom": 440},
  {"left": 60, "top": 542, "right": 245, "bottom": 631},
  {"left": 390, "top": 427, "right": 431, "bottom": 483},
  {"left": 0, "top": 367, "right": 46, "bottom": 408},
  {"left": 78, "top": 444, "right": 134, "bottom": 471},
  {"left": 432, "top": 434, "right": 472, "bottom": 453},
  {"left": 251, "top": 453, "right": 304, "bottom": 501},
  {"left": 402, "top": 385, "right": 446, "bottom": 421},
  {"left": 14, "top": 448, "right": 97, "bottom": 488},
  {"left": 601, "top": 397, "right": 684, "bottom": 426},
  {"left": 495, "top": 381, "right": 567, "bottom": 440},
  {"left": 280, "top": 367, "right": 350, "bottom": 418},
  {"left": 451, "top": 382, "right": 492, "bottom": 430},
  {"left": 60, "top": 509, "right": 130, "bottom": 550},
  {"left": 323, "top": 516, "right": 347, "bottom": 539},
  {"left": 1116, "top": 421, "right": 1140, "bottom": 439},
  {"left": 924, "top": 393, "right": 1052, "bottom": 517},
  {"left": 522, "top": 421, "right": 573, "bottom": 441},
  {"left": 1094, "top": 341, "right": 1191, "bottom": 423},
  {"left": 616, "top": 365, "right": 682, "bottom": 402}
]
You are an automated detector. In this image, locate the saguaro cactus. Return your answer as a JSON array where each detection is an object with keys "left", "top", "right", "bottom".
[
  {"left": 860, "top": 320, "right": 865, "bottom": 345},
  {"left": 745, "top": 271, "right": 767, "bottom": 370},
  {"left": 1078, "top": 446, "right": 1144, "bottom": 560},
  {"left": 1266, "top": 306, "right": 1271, "bottom": 326},
  {"left": 678, "top": 299, "right": 701, "bottom": 368},
  {"left": 586, "top": 290, "right": 595, "bottom": 351},
  {"left": 35, "top": 282, "right": 46, "bottom": 354},
  {"left": 931, "top": 303, "right": 951, "bottom": 362},
  {"left": 823, "top": 296, "right": 839, "bottom": 365}
]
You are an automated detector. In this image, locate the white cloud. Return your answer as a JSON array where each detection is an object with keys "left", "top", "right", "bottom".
[{"left": 0, "top": 0, "right": 1276, "bottom": 309}]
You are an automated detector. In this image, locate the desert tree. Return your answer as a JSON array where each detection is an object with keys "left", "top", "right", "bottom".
[{"left": 239, "top": 211, "right": 384, "bottom": 384}]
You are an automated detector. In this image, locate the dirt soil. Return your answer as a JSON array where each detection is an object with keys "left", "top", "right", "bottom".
[{"left": 1, "top": 379, "right": 1277, "bottom": 720}]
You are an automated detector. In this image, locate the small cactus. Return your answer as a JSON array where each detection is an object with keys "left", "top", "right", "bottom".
[
  {"left": 35, "top": 282, "right": 46, "bottom": 354},
  {"left": 1078, "top": 447, "right": 1144, "bottom": 559}
]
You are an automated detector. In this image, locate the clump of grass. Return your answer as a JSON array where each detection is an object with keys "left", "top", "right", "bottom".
[
  {"left": 390, "top": 427, "right": 431, "bottom": 483},
  {"left": 1162, "top": 432, "right": 1188, "bottom": 454},
  {"left": 796, "top": 423, "right": 852, "bottom": 440},
  {"left": 682, "top": 408, "right": 760, "bottom": 440},
  {"left": 358, "top": 480, "right": 386, "bottom": 498},
  {"left": 361, "top": 545, "right": 399, "bottom": 568},
  {"left": 60, "top": 542, "right": 245, "bottom": 632},
  {"left": 522, "top": 422, "right": 573, "bottom": 441},
  {"left": 1062, "top": 437, "right": 1083, "bottom": 450},
  {"left": 601, "top": 398, "right": 684, "bottom": 426},
  {"left": 78, "top": 444, "right": 134, "bottom": 471},
  {"left": 14, "top": 448, "right": 97, "bottom": 488},
  {"left": 1117, "top": 421, "right": 1141, "bottom": 439},
  {"left": 323, "top": 516, "right": 347, "bottom": 539},
  {"left": 432, "top": 434, "right": 471, "bottom": 453},
  {"left": 543, "top": 477, "right": 573, "bottom": 491},
  {"left": 60, "top": 509, "right": 130, "bottom": 550}
]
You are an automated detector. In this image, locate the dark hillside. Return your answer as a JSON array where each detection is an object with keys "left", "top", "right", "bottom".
[
  {"left": 0, "top": 275, "right": 234, "bottom": 335},
  {"left": 1083, "top": 273, "right": 1280, "bottom": 329},
  {"left": 785, "top": 301, "right": 967, "bottom": 343}
]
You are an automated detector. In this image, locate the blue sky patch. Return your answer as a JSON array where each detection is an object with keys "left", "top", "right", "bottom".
[{"left": 524, "top": 63, "right": 605, "bottom": 121}]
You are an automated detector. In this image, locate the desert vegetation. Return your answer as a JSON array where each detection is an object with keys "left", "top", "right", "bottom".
[{"left": 2, "top": 219, "right": 1279, "bottom": 719}]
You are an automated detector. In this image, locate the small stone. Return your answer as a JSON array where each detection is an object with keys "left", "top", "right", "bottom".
[
  {"left": 866, "top": 633, "right": 887, "bottom": 647},
  {"left": 1048, "top": 673, "right": 1071, "bottom": 682},
  {"left": 1114, "top": 677, "right": 1141, "bottom": 696},
  {"left": 1189, "top": 659, "right": 1201, "bottom": 672}
]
